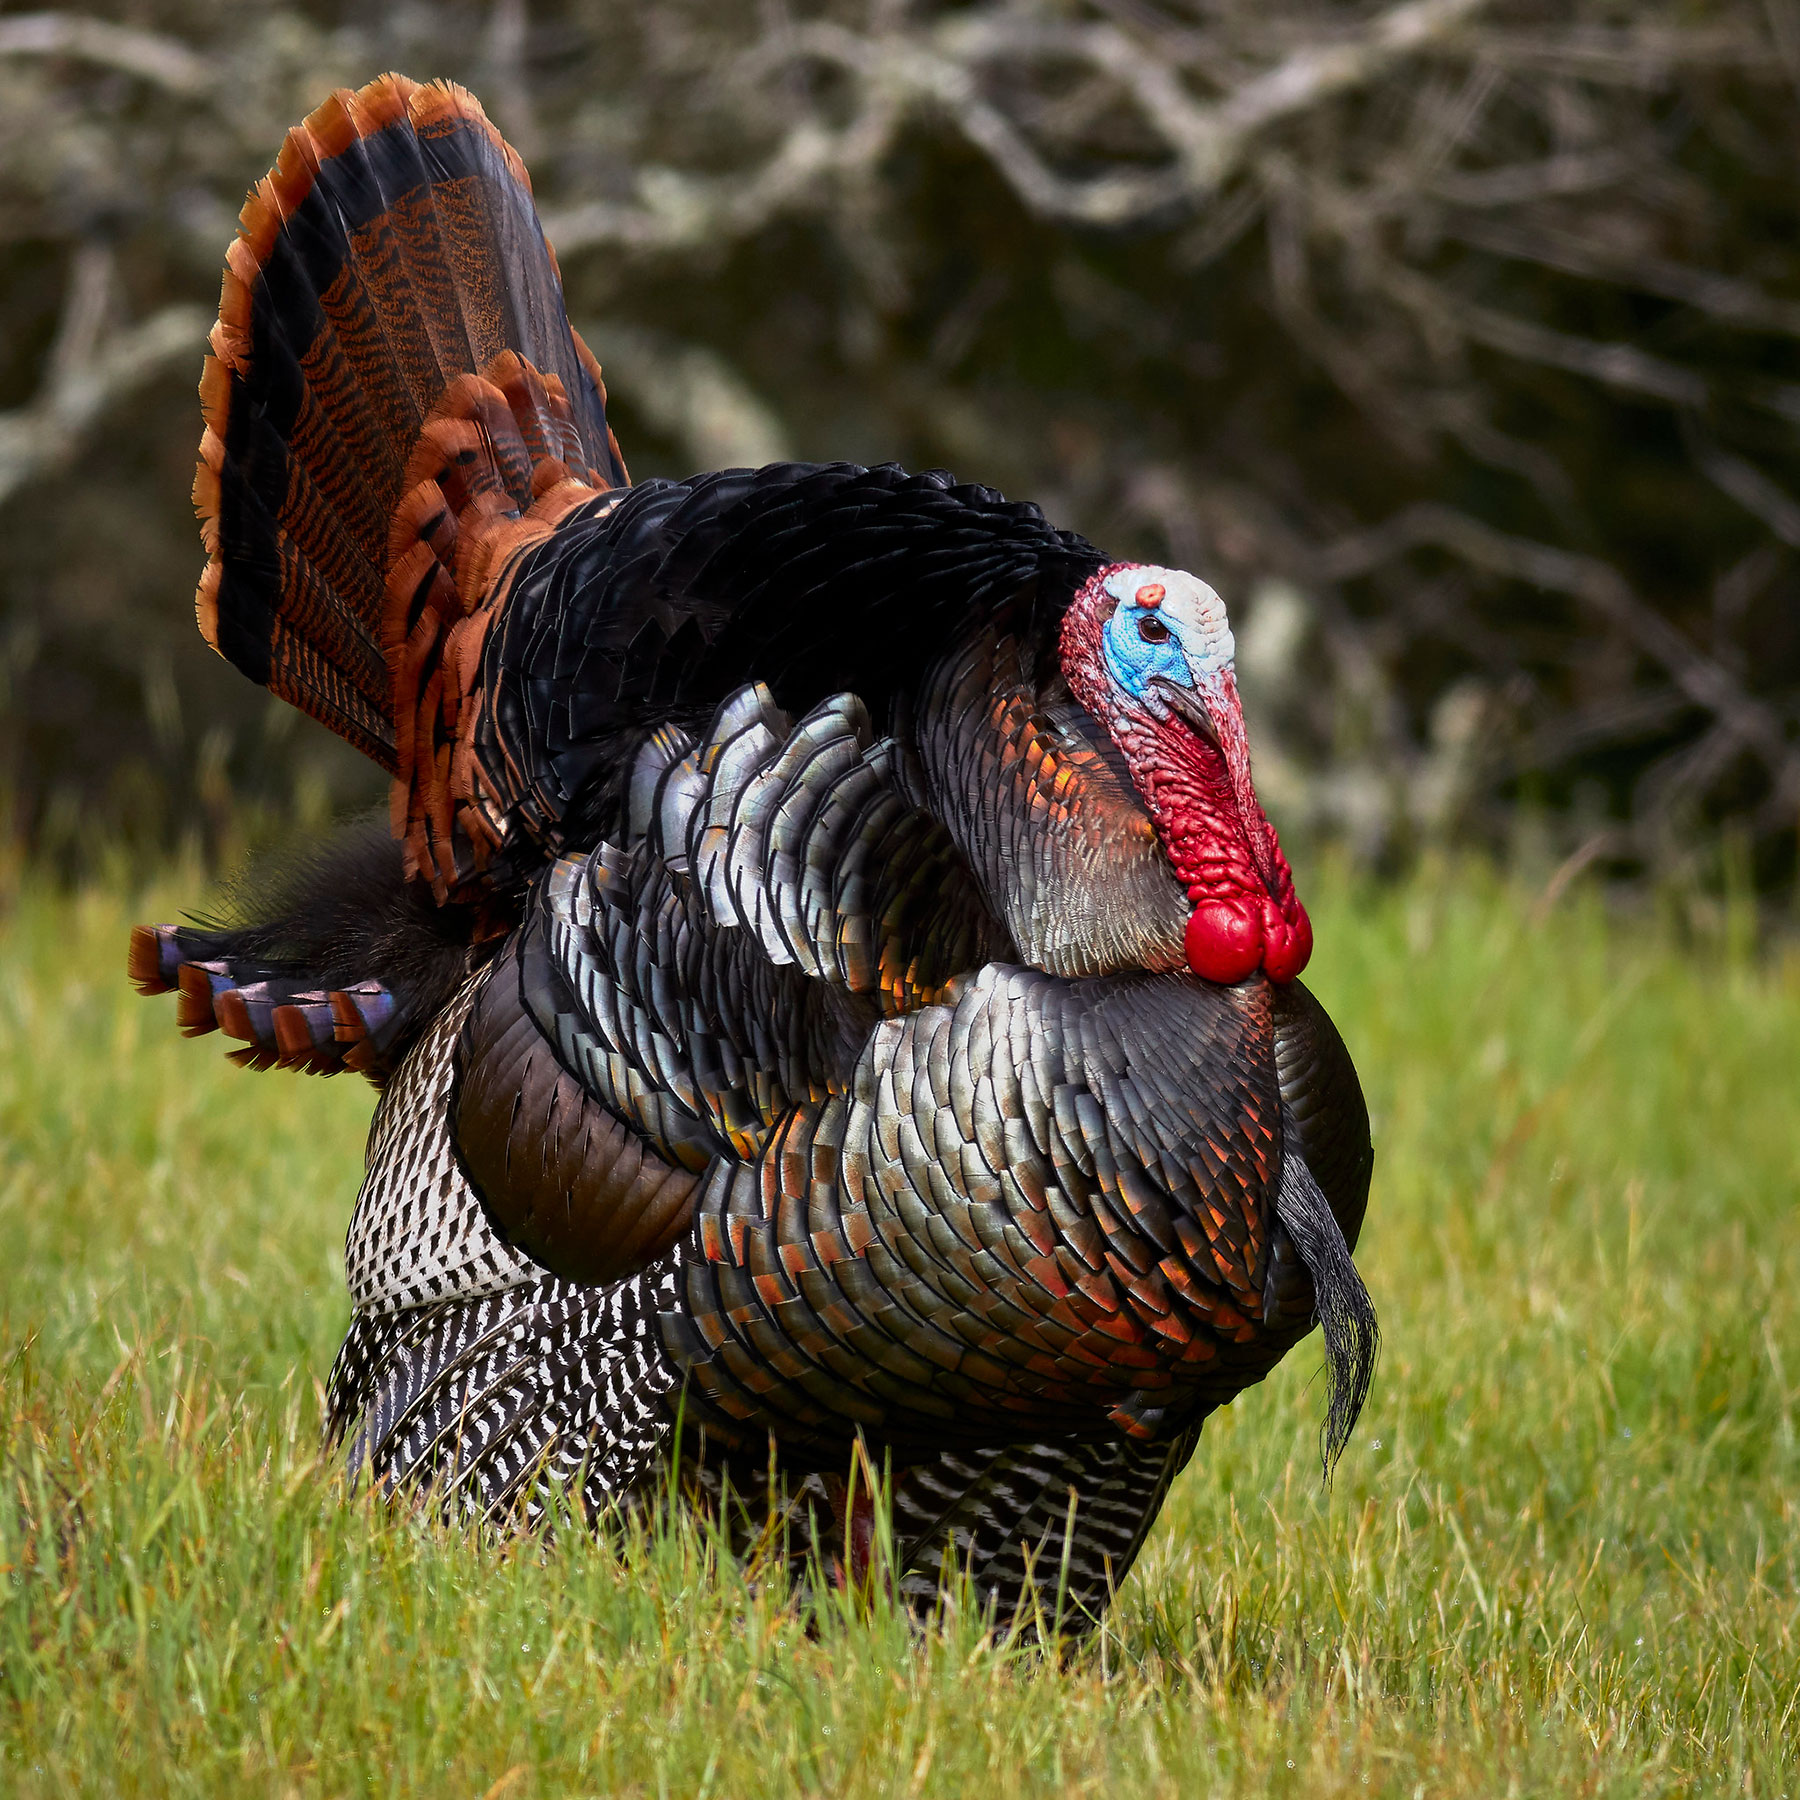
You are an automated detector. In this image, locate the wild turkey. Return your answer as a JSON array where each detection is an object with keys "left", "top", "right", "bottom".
[{"left": 130, "top": 75, "right": 1376, "bottom": 1630}]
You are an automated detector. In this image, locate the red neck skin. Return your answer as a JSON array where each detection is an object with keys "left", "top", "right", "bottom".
[{"left": 1059, "top": 572, "right": 1312, "bottom": 985}]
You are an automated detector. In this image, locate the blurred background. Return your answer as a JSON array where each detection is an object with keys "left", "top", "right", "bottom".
[{"left": 1, "top": 0, "right": 1797, "bottom": 910}]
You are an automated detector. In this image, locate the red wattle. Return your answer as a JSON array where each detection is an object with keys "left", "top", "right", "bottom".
[
  {"left": 1261, "top": 898, "right": 1313, "bottom": 984},
  {"left": 1185, "top": 900, "right": 1263, "bottom": 984}
]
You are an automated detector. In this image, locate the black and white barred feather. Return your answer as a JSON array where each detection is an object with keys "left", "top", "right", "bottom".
[{"left": 326, "top": 981, "right": 679, "bottom": 1522}]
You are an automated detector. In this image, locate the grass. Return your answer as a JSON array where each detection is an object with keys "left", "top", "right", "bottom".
[{"left": 1, "top": 859, "right": 1797, "bottom": 1797}]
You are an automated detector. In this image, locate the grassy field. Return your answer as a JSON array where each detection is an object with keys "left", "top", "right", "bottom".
[{"left": 1, "top": 861, "right": 1796, "bottom": 1797}]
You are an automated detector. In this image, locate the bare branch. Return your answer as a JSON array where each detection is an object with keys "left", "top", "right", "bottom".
[
  {"left": 547, "top": 0, "right": 1492, "bottom": 253},
  {"left": 1445, "top": 216, "right": 1800, "bottom": 339},
  {"left": 46, "top": 240, "right": 114, "bottom": 392},
  {"left": 1205, "top": 0, "right": 1488, "bottom": 164},
  {"left": 1762, "top": 0, "right": 1800, "bottom": 99},
  {"left": 582, "top": 322, "right": 793, "bottom": 471},
  {"left": 547, "top": 101, "right": 907, "bottom": 252},
  {"left": 1380, "top": 269, "right": 1711, "bottom": 407},
  {"left": 0, "top": 10, "right": 214, "bottom": 95},
  {"left": 1696, "top": 442, "right": 1800, "bottom": 549},
  {"left": 0, "top": 268, "right": 207, "bottom": 507},
  {"left": 1426, "top": 148, "right": 1640, "bottom": 207},
  {"left": 1461, "top": 23, "right": 1770, "bottom": 79},
  {"left": 481, "top": 0, "right": 541, "bottom": 168},
  {"left": 1314, "top": 504, "right": 1796, "bottom": 775}
]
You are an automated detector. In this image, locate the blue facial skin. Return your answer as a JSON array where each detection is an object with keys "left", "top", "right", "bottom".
[{"left": 1102, "top": 600, "right": 1192, "bottom": 703}]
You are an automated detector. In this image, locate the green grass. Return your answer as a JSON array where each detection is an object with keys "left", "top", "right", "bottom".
[{"left": 2, "top": 862, "right": 1797, "bottom": 1797}]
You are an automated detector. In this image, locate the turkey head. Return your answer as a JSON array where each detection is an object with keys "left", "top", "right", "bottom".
[{"left": 1059, "top": 564, "right": 1312, "bottom": 985}]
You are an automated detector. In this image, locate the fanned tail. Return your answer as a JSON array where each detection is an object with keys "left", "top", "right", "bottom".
[{"left": 193, "top": 73, "right": 629, "bottom": 896}]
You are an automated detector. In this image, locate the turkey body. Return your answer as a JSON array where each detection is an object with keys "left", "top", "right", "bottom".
[{"left": 132, "top": 75, "right": 1375, "bottom": 1631}]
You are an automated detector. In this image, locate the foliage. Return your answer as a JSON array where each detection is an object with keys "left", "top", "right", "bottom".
[
  {"left": 2, "top": 865, "right": 1796, "bottom": 1795},
  {"left": 2, "top": 2, "right": 1800, "bottom": 891}
]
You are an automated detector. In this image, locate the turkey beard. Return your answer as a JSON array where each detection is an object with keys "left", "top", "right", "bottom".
[{"left": 1274, "top": 1147, "right": 1380, "bottom": 1481}]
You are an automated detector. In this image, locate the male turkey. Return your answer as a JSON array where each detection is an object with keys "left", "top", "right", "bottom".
[{"left": 131, "top": 75, "right": 1376, "bottom": 1630}]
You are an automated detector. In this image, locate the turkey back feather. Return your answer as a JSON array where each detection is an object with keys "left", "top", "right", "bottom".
[{"left": 473, "top": 463, "right": 1106, "bottom": 861}]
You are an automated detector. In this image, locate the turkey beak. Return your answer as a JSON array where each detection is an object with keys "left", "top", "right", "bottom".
[{"left": 1151, "top": 678, "right": 1220, "bottom": 749}]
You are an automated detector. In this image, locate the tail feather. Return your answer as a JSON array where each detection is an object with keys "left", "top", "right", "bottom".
[
  {"left": 195, "top": 73, "right": 628, "bottom": 881},
  {"left": 383, "top": 356, "right": 609, "bottom": 894},
  {"left": 130, "top": 923, "right": 404, "bottom": 1077},
  {"left": 128, "top": 815, "right": 482, "bottom": 1080}
]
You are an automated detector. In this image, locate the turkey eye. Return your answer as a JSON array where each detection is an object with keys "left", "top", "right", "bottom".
[{"left": 1137, "top": 615, "right": 1171, "bottom": 644}]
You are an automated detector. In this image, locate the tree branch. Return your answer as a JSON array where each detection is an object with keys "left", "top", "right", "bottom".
[
  {"left": 546, "top": 0, "right": 1491, "bottom": 253},
  {"left": 0, "top": 255, "right": 208, "bottom": 509},
  {"left": 1314, "top": 504, "right": 1797, "bottom": 777},
  {"left": 1444, "top": 216, "right": 1800, "bottom": 339},
  {"left": 0, "top": 11, "right": 215, "bottom": 95}
]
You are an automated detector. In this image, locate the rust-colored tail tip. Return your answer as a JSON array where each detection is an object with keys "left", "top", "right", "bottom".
[
  {"left": 174, "top": 964, "right": 220, "bottom": 1036},
  {"left": 128, "top": 925, "right": 173, "bottom": 995},
  {"left": 213, "top": 988, "right": 256, "bottom": 1044},
  {"left": 328, "top": 989, "right": 369, "bottom": 1043},
  {"left": 271, "top": 1004, "right": 316, "bottom": 1060}
]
